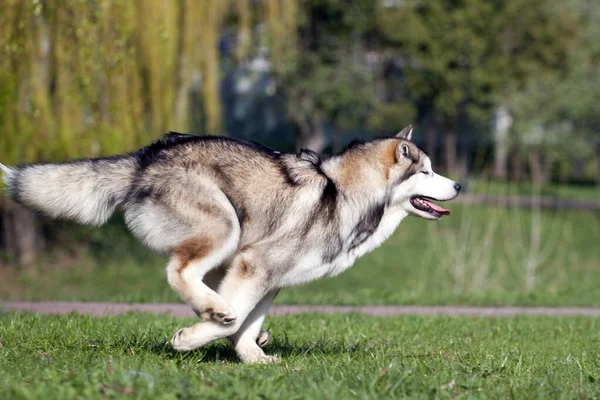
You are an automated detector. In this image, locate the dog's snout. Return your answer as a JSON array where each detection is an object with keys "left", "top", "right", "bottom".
[{"left": 454, "top": 183, "right": 462, "bottom": 192}]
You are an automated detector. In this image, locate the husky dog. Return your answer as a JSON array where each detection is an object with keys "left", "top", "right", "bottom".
[{"left": 1, "top": 126, "right": 460, "bottom": 363}]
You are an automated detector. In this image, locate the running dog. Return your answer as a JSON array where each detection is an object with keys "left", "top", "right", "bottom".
[{"left": 1, "top": 126, "right": 460, "bottom": 363}]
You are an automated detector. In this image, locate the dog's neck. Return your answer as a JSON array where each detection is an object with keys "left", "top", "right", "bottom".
[{"left": 321, "top": 153, "right": 389, "bottom": 202}]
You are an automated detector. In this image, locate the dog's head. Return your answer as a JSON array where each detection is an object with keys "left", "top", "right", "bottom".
[{"left": 387, "top": 126, "right": 461, "bottom": 220}]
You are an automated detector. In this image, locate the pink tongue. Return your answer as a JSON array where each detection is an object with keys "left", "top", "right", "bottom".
[{"left": 423, "top": 199, "right": 451, "bottom": 215}]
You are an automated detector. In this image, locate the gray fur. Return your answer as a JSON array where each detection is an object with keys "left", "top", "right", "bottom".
[
  {"left": 2, "top": 157, "right": 137, "bottom": 226},
  {"left": 1, "top": 128, "right": 461, "bottom": 364}
]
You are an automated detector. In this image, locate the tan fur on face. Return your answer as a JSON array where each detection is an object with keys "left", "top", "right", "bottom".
[
  {"left": 337, "top": 142, "right": 389, "bottom": 187},
  {"left": 337, "top": 139, "right": 424, "bottom": 187},
  {"left": 382, "top": 142, "right": 399, "bottom": 180}
]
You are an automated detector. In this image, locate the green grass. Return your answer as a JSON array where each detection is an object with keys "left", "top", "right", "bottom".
[
  {"left": 1, "top": 312, "right": 599, "bottom": 399},
  {"left": 467, "top": 178, "right": 599, "bottom": 201},
  {"left": 2, "top": 203, "right": 599, "bottom": 307}
]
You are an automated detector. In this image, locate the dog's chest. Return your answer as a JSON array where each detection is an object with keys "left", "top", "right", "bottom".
[{"left": 280, "top": 209, "right": 407, "bottom": 286}]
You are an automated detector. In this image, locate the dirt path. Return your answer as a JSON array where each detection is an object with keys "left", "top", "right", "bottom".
[{"left": 3, "top": 301, "right": 600, "bottom": 318}]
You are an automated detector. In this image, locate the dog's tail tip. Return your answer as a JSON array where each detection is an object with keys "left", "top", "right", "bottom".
[{"left": 0, "top": 163, "right": 15, "bottom": 184}]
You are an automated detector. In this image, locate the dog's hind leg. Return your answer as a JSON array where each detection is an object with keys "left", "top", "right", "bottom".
[
  {"left": 171, "top": 256, "right": 276, "bottom": 363},
  {"left": 166, "top": 208, "right": 241, "bottom": 325},
  {"left": 167, "top": 257, "right": 234, "bottom": 324}
]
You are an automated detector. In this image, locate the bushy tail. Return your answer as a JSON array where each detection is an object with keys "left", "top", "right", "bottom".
[{"left": 1, "top": 156, "right": 138, "bottom": 226}]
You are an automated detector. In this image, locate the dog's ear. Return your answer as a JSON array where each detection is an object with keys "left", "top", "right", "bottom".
[
  {"left": 396, "top": 142, "right": 414, "bottom": 163},
  {"left": 395, "top": 125, "right": 413, "bottom": 141}
]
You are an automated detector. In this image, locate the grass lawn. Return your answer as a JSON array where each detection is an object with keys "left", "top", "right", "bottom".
[
  {"left": 1, "top": 312, "right": 599, "bottom": 399},
  {"left": 467, "top": 178, "right": 599, "bottom": 202},
  {"left": 1, "top": 203, "right": 599, "bottom": 307}
]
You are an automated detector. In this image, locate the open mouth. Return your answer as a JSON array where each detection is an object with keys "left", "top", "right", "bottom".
[{"left": 410, "top": 196, "right": 451, "bottom": 218}]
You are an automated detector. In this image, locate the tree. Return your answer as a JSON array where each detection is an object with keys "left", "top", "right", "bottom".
[
  {"left": 376, "top": 0, "right": 503, "bottom": 175},
  {"left": 504, "top": 0, "right": 599, "bottom": 185},
  {"left": 562, "top": 0, "right": 600, "bottom": 185},
  {"left": 265, "top": 0, "right": 384, "bottom": 152},
  {"left": 0, "top": 0, "right": 298, "bottom": 264},
  {"left": 374, "top": 0, "right": 579, "bottom": 178}
]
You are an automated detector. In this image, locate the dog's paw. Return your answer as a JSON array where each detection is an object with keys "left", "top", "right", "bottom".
[
  {"left": 256, "top": 330, "right": 271, "bottom": 348},
  {"left": 197, "top": 298, "right": 237, "bottom": 325},
  {"left": 237, "top": 346, "right": 279, "bottom": 364},
  {"left": 253, "top": 354, "right": 278, "bottom": 364},
  {"left": 199, "top": 308, "right": 237, "bottom": 325},
  {"left": 171, "top": 328, "right": 198, "bottom": 352},
  {"left": 210, "top": 308, "right": 237, "bottom": 325}
]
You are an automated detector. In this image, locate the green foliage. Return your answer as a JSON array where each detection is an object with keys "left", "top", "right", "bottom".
[
  {"left": 376, "top": 0, "right": 579, "bottom": 128},
  {"left": 2, "top": 202, "right": 599, "bottom": 307},
  {"left": 1, "top": 312, "right": 600, "bottom": 398},
  {"left": 0, "top": 1, "right": 298, "bottom": 164},
  {"left": 498, "top": 0, "right": 599, "bottom": 175},
  {"left": 367, "top": 101, "right": 417, "bottom": 134},
  {"left": 0, "top": 0, "right": 597, "bottom": 178}
]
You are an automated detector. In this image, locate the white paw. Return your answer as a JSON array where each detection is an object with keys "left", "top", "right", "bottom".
[
  {"left": 254, "top": 354, "right": 278, "bottom": 364},
  {"left": 197, "top": 297, "right": 237, "bottom": 325},
  {"left": 237, "top": 346, "right": 279, "bottom": 364},
  {"left": 171, "top": 328, "right": 199, "bottom": 352}
]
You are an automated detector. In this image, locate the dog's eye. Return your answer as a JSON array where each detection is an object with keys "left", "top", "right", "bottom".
[{"left": 421, "top": 171, "right": 429, "bottom": 175}]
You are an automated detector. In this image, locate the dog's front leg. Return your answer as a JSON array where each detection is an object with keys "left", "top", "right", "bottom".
[
  {"left": 228, "top": 289, "right": 279, "bottom": 364},
  {"left": 171, "top": 257, "right": 275, "bottom": 363}
]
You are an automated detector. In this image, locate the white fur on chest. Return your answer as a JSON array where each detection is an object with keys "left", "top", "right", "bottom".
[{"left": 280, "top": 208, "right": 408, "bottom": 286}]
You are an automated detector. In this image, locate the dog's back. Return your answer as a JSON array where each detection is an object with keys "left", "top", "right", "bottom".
[{"left": 1, "top": 134, "right": 328, "bottom": 253}]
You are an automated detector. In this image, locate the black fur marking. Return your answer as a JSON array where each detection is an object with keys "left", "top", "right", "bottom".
[
  {"left": 322, "top": 235, "right": 343, "bottom": 263},
  {"left": 134, "top": 134, "right": 181, "bottom": 170},
  {"left": 7, "top": 167, "right": 23, "bottom": 204},
  {"left": 225, "top": 195, "right": 247, "bottom": 228},
  {"left": 348, "top": 203, "right": 385, "bottom": 251},
  {"left": 397, "top": 165, "right": 420, "bottom": 185},
  {"left": 300, "top": 151, "right": 340, "bottom": 239},
  {"left": 320, "top": 179, "right": 338, "bottom": 216},
  {"left": 105, "top": 193, "right": 120, "bottom": 211},
  {"left": 135, "top": 133, "right": 285, "bottom": 171},
  {"left": 298, "top": 149, "right": 323, "bottom": 165},
  {"left": 234, "top": 204, "right": 247, "bottom": 228},
  {"left": 129, "top": 185, "right": 157, "bottom": 202},
  {"left": 209, "top": 167, "right": 248, "bottom": 228},
  {"left": 263, "top": 202, "right": 285, "bottom": 236},
  {"left": 302, "top": 173, "right": 338, "bottom": 227},
  {"left": 279, "top": 164, "right": 299, "bottom": 187}
]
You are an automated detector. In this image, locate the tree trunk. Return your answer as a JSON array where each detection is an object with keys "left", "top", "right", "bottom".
[
  {"left": 596, "top": 142, "right": 600, "bottom": 187},
  {"left": 510, "top": 146, "right": 523, "bottom": 182},
  {"left": 444, "top": 130, "right": 458, "bottom": 175},
  {"left": 492, "top": 106, "right": 512, "bottom": 180},
  {"left": 287, "top": 93, "right": 327, "bottom": 153},
  {"left": 528, "top": 150, "right": 550, "bottom": 186},
  {"left": 425, "top": 121, "right": 437, "bottom": 164},
  {"left": 296, "top": 119, "right": 326, "bottom": 153},
  {"left": 1, "top": 198, "right": 44, "bottom": 265},
  {"left": 173, "top": 0, "right": 192, "bottom": 132}
]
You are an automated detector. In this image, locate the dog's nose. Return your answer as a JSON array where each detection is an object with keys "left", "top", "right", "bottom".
[{"left": 454, "top": 183, "right": 462, "bottom": 192}]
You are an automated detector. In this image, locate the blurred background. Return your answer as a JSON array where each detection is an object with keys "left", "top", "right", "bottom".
[{"left": 0, "top": 0, "right": 598, "bottom": 306}]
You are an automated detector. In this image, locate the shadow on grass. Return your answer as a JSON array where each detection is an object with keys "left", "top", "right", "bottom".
[{"left": 114, "top": 334, "right": 365, "bottom": 364}]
